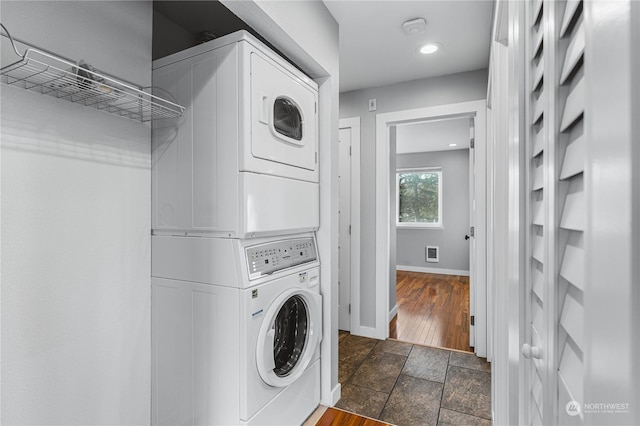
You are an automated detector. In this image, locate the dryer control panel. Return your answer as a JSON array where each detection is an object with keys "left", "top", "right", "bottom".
[{"left": 246, "top": 237, "right": 317, "bottom": 279}]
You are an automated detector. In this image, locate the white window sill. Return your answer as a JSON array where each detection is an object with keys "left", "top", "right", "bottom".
[{"left": 396, "top": 224, "right": 444, "bottom": 230}]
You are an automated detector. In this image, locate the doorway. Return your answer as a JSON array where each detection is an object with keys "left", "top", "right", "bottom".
[
  {"left": 391, "top": 271, "right": 471, "bottom": 351},
  {"left": 391, "top": 116, "right": 474, "bottom": 352},
  {"left": 374, "top": 100, "right": 488, "bottom": 359}
]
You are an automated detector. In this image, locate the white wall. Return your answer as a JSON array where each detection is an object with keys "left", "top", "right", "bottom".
[
  {"left": 1, "top": 2, "right": 152, "bottom": 424},
  {"left": 396, "top": 149, "right": 470, "bottom": 273},
  {"left": 396, "top": 117, "right": 471, "bottom": 154},
  {"left": 339, "top": 69, "right": 487, "bottom": 328}
]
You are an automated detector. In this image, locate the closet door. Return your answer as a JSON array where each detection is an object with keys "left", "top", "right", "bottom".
[
  {"left": 555, "top": 1, "right": 585, "bottom": 424},
  {"left": 523, "top": 1, "right": 585, "bottom": 425},
  {"left": 582, "top": 1, "right": 639, "bottom": 425},
  {"left": 519, "top": 1, "right": 638, "bottom": 425},
  {"left": 523, "top": 1, "right": 548, "bottom": 424}
]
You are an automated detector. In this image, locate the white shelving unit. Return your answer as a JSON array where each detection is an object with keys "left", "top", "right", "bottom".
[{"left": 1, "top": 24, "right": 184, "bottom": 122}]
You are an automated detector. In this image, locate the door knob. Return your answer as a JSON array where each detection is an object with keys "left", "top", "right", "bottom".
[
  {"left": 521, "top": 343, "right": 542, "bottom": 359},
  {"left": 465, "top": 235, "right": 470, "bottom": 240}
]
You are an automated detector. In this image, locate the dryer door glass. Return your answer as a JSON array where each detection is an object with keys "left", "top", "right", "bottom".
[
  {"left": 273, "top": 97, "right": 303, "bottom": 141},
  {"left": 273, "top": 295, "right": 308, "bottom": 377},
  {"left": 250, "top": 53, "right": 317, "bottom": 173}
]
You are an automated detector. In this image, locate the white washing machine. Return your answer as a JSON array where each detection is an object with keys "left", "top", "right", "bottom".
[
  {"left": 151, "top": 234, "right": 322, "bottom": 425},
  {"left": 152, "top": 31, "right": 319, "bottom": 238}
]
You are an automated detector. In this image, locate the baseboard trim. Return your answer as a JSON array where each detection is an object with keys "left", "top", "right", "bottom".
[
  {"left": 396, "top": 265, "right": 470, "bottom": 276},
  {"left": 351, "top": 325, "right": 385, "bottom": 340},
  {"left": 330, "top": 383, "right": 341, "bottom": 406},
  {"left": 388, "top": 304, "right": 398, "bottom": 323}
]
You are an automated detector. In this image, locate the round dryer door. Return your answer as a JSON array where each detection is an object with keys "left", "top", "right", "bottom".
[
  {"left": 273, "top": 97, "right": 303, "bottom": 142},
  {"left": 256, "top": 288, "right": 321, "bottom": 387}
]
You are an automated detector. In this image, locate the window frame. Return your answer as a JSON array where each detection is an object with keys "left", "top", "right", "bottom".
[{"left": 395, "top": 166, "right": 443, "bottom": 229}]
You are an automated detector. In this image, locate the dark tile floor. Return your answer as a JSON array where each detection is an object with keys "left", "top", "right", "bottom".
[{"left": 337, "top": 332, "right": 492, "bottom": 426}]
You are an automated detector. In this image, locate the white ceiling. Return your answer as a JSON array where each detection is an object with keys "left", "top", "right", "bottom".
[
  {"left": 323, "top": 0, "right": 494, "bottom": 93},
  {"left": 396, "top": 117, "right": 470, "bottom": 154}
]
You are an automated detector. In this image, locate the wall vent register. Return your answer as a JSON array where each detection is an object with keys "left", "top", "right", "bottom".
[
  {"left": 426, "top": 246, "right": 439, "bottom": 263},
  {"left": 247, "top": 237, "right": 317, "bottom": 279}
]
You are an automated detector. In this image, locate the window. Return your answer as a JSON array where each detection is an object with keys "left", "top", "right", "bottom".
[{"left": 396, "top": 167, "right": 442, "bottom": 228}]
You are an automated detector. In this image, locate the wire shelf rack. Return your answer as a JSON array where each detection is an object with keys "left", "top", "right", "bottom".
[{"left": 1, "top": 25, "right": 185, "bottom": 122}]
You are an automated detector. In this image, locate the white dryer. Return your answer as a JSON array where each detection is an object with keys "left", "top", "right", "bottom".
[
  {"left": 151, "top": 234, "right": 322, "bottom": 425},
  {"left": 152, "top": 31, "right": 319, "bottom": 238}
]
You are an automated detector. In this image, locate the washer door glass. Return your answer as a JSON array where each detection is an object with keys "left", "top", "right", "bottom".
[
  {"left": 273, "top": 295, "right": 308, "bottom": 377},
  {"left": 256, "top": 285, "right": 321, "bottom": 387},
  {"left": 273, "top": 97, "right": 303, "bottom": 141}
]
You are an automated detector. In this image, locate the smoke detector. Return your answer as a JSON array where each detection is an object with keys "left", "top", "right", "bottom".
[{"left": 402, "top": 18, "right": 426, "bottom": 35}]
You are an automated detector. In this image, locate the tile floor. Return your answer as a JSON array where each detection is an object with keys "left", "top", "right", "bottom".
[{"left": 337, "top": 332, "right": 492, "bottom": 426}]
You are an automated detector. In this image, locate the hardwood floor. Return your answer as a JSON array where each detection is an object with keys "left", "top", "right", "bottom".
[
  {"left": 389, "top": 271, "right": 472, "bottom": 352},
  {"left": 315, "top": 407, "right": 391, "bottom": 426}
]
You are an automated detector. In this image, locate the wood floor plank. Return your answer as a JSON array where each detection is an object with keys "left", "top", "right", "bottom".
[
  {"left": 315, "top": 407, "right": 391, "bottom": 426},
  {"left": 389, "top": 271, "right": 472, "bottom": 352}
]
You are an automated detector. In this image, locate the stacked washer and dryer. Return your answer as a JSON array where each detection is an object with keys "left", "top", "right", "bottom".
[{"left": 151, "top": 31, "right": 322, "bottom": 425}]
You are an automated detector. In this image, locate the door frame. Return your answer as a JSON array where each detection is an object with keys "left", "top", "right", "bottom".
[
  {"left": 468, "top": 117, "right": 477, "bottom": 350},
  {"left": 374, "top": 100, "right": 488, "bottom": 358},
  {"left": 338, "top": 117, "right": 361, "bottom": 334}
]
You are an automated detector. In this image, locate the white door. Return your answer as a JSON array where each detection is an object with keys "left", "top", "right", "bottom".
[
  {"left": 338, "top": 127, "right": 352, "bottom": 331},
  {"left": 522, "top": 1, "right": 640, "bottom": 424},
  {"left": 250, "top": 52, "right": 317, "bottom": 172},
  {"left": 492, "top": 1, "right": 638, "bottom": 424},
  {"left": 523, "top": 1, "right": 551, "bottom": 423},
  {"left": 468, "top": 118, "right": 476, "bottom": 348},
  {"left": 522, "top": 1, "right": 586, "bottom": 424}
]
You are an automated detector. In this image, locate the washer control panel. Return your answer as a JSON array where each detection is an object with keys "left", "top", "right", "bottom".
[{"left": 246, "top": 237, "right": 317, "bottom": 279}]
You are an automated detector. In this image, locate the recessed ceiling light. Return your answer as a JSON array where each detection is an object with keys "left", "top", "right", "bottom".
[
  {"left": 449, "top": 143, "right": 458, "bottom": 147},
  {"left": 418, "top": 43, "right": 440, "bottom": 55}
]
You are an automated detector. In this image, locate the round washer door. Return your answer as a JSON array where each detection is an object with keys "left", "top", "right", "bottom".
[{"left": 256, "top": 288, "right": 321, "bottom": 387}]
